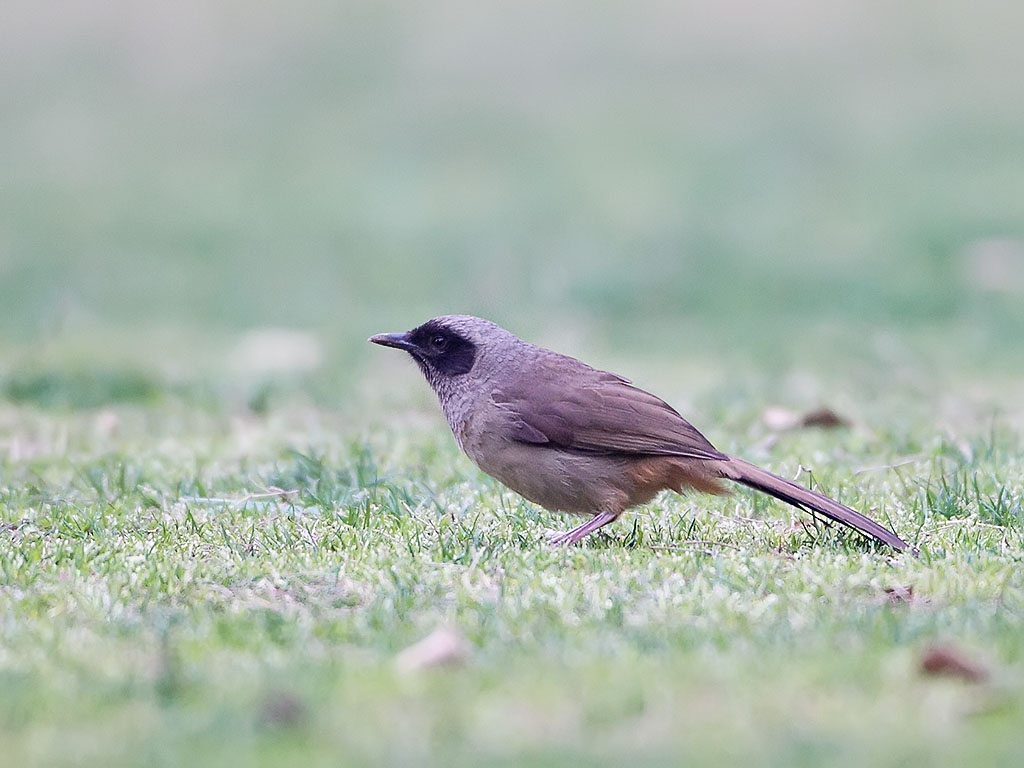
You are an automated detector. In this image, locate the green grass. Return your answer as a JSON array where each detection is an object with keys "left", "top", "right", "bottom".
[
  {"left": 1, "top": 387, "right": 1022, "bottom": 766},
  {"left": 2, "top": 1, "right": 1024, "bottom": 765}
]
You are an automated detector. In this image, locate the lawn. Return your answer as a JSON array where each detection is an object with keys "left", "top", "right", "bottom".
[{"left": 2, "top": 2, "right": 1023, "bottom": 765}]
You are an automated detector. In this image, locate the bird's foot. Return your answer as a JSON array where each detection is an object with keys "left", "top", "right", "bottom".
[
  {"left": 544, "top": 511, "right": 620, "bottom": 546},
  {"left": 544, "top": 529, "right": 573, "bottom": 546}
]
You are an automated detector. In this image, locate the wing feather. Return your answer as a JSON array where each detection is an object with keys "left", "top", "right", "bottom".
[{"left": 492, "top": 356, "right": 725, "bottom": 460}]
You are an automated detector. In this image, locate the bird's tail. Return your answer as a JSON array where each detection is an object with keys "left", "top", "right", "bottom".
[{"left": 718, "top": 458, "right": 913, "bottom": 553}]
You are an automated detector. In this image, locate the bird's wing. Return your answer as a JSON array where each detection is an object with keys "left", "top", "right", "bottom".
[{"left": 491, "top": 355, "right": 726, "bottom": 460}]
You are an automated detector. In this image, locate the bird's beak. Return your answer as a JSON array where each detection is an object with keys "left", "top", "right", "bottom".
[{"left": 368, "top": 331, "right": 416, "bottom": 352}]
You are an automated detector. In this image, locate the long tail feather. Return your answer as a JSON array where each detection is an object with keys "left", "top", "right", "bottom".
[{"left": 719, "top": 458, "right": 913, "bottom": 553}]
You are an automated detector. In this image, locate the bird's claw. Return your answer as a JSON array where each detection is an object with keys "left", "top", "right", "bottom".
[{"left": 544, "top": 529, "right": 573, "bottom": 546}]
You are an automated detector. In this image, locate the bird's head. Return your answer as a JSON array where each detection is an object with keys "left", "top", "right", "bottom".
[{"left": 369, "top": 315, "right": 521, "bottom": 398}]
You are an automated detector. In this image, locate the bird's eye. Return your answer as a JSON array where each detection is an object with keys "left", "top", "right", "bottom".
[{"left": 430, "top": 334, "right": 448, "bottom": 351}]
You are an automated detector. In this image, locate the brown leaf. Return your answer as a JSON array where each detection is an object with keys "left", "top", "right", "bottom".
[
  {"left": 920, "top": 644, "right": 988, "bottom": 683},
  {"left": 762, "top": 406, "right": 851, "bottom": 431},
  {"left": 883, "top": 585, "right": 914, "bottom": 604},
  {"left": 800, "top": 407, "right": 851, "bottom": 429}
]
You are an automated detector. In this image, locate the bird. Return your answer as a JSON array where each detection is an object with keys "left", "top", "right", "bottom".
[{"left": 369, "top": 315, "right": 911, "bottom": 552}]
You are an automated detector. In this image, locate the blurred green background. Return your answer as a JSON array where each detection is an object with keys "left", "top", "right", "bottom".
[{"left": 2, "top": 0, "right": 1024, "bottom": 397}]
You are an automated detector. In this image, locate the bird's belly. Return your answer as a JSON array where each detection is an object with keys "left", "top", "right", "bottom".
[{"left": 466, "top": 439, "right": 630, "bottom": 515}]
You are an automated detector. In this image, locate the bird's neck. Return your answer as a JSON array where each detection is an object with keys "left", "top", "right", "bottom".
[{"left": 428, "top": 378, "right": 473, "bottom": 450}]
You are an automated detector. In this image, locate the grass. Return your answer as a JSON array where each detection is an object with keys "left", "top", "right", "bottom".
[
  {"left": 2, "top": 1, "right": 1024, "bottom": 764},
  {"left": 1, "top": 383, "right": 1022, "bottom": 766}
]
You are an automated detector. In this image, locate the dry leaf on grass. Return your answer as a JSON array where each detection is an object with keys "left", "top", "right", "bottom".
[
  {"left": 883, "top": 585, "right": 915, "bottom": 604},
  {"left": 920, "top": 644, "right": 988, "bottom": 683},
  {"left": 395, "top": 626, "right": 471, "bottom": 672},
  {"left": 800, "top": 407, "right": 850, "bottom": 429},
  {"left": 762, "top": 406, "right": 851, "bottom": 432},
  {"left": 761, "top": 407, "right": 800, "bottom": 431}
]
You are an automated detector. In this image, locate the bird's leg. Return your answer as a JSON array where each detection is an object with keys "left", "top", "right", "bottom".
[{"left": 548, "top": 510, "right": 620, "bottom": 546}]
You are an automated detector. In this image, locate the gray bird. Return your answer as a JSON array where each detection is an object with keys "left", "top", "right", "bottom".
[{"left": 370, "top": 315, "right": 910, "bottom": 552}]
